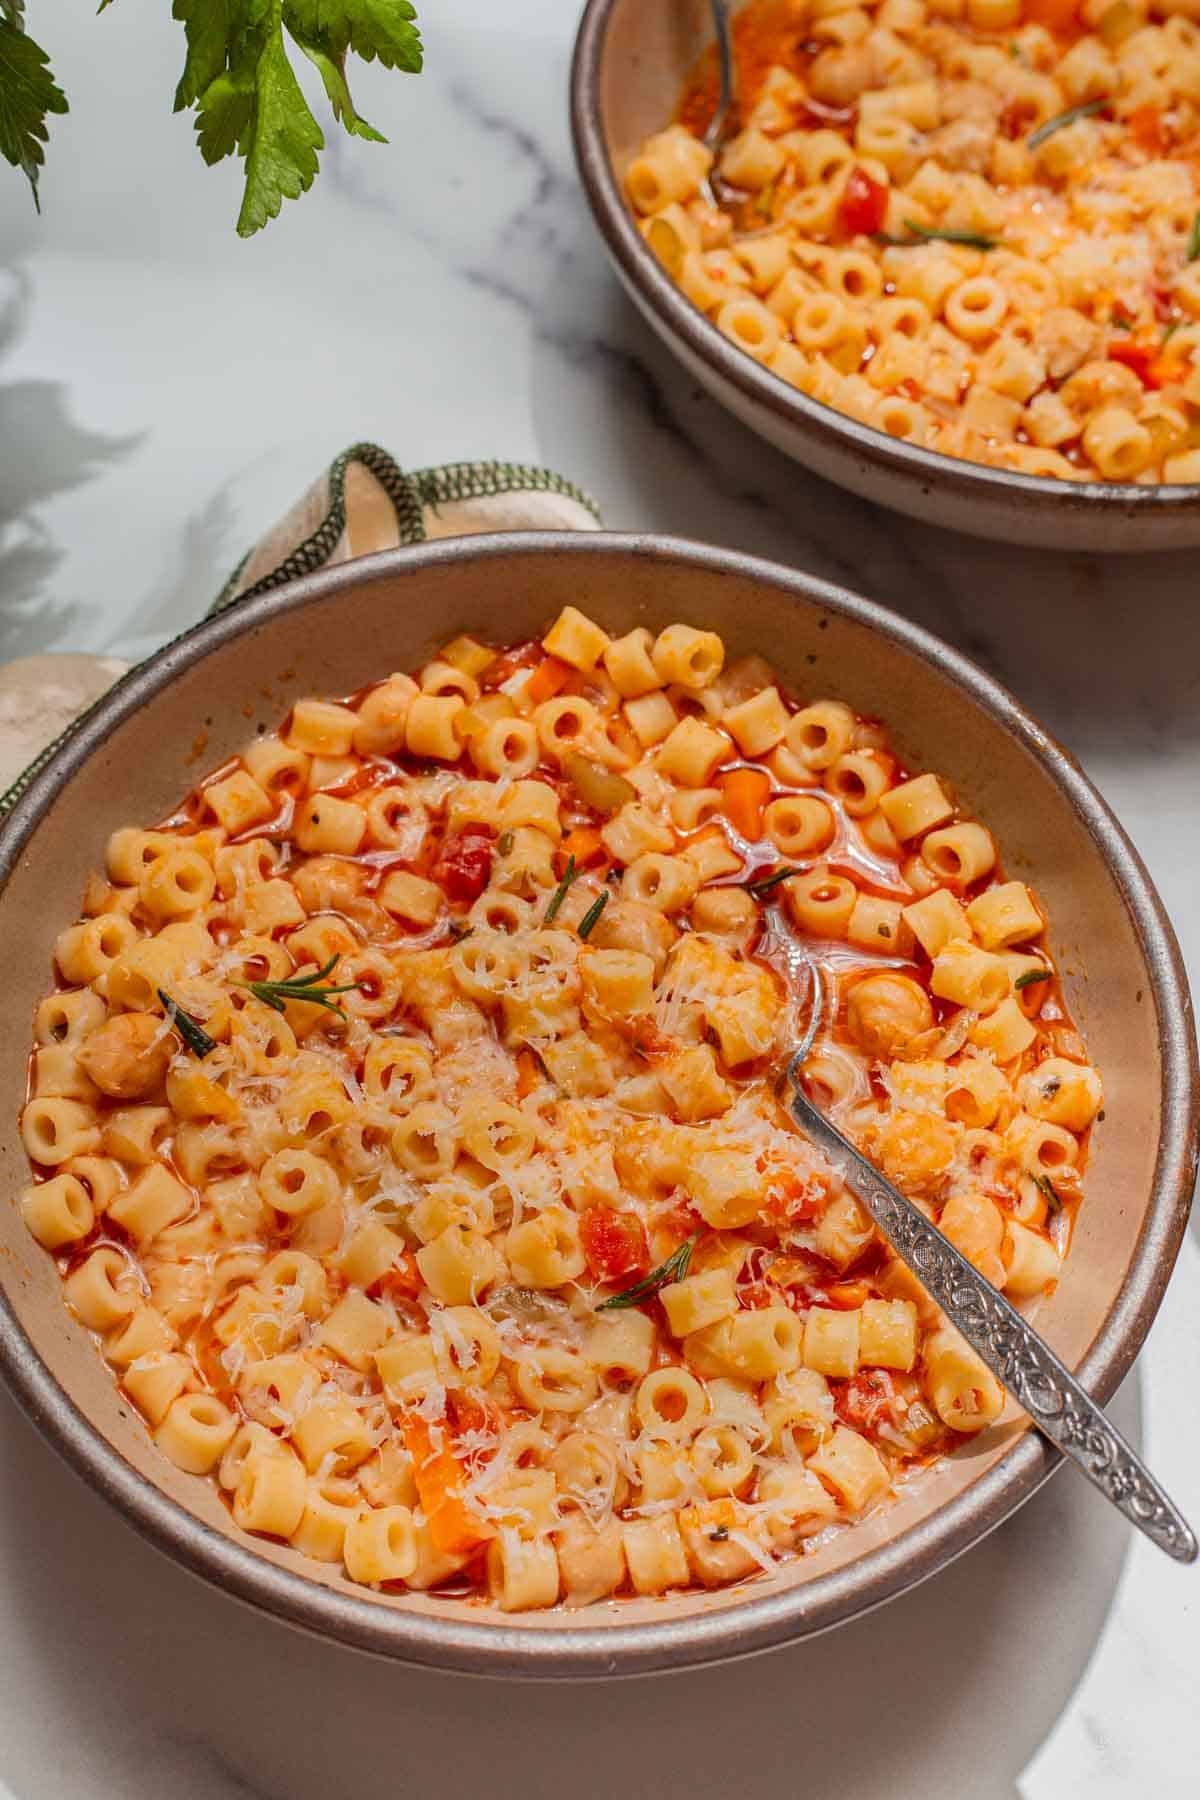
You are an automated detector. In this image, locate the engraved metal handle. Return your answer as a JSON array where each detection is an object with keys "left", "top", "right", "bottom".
[{"left": 787, "top": 1067, "right": 1198, "bottom": 1565}]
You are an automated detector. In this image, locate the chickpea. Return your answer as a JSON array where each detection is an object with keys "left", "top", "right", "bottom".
[
  {"left": 77, "top": 1011, "right": 173, "bottom": 1099},
  {"left": 1019, "top": 1057, "right": 1103, "bottom": 1132},
  {"left": 875, "top": 1109, "right": 957, "bottom": 1196},
  {"left": 291, "top": 856, "right": 364, "bottom": 915},
  {"left": 690, "top": 887, "right": 757, "bottom": 946},
  {"left": 588, "top": 899, "right": 678, "bottom": 979},
  {"left": 845, "top": 972, "right": 933, "bottom": 1058},
  {"left": 808, "top": 44, "right": 876, "bottom": 107}
]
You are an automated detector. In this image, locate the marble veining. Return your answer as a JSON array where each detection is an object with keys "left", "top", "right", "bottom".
[{"left": 0, "top": 2, "right": 1196, "bottom": 1797}]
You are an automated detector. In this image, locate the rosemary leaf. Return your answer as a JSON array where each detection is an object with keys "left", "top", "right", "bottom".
[
  {"left": 1036, "top": 1173, "right": 1063, "bottom": 1214},
  {"left": 1027, "top": 99, "right": 1105, "bottom": 151},
  {"left": 876, "top": 220, "right": 1000, "bottom": 251},
  {"left": 1014, "top": 968, "right": 1052, "bottom": 991},
  {"left": 596, "top": 1231, "right": 702, "bottom": 1311},
  {"left": 237, "top": 953, "right": 362, "bottom": 1016},
  {"left": 157, "top": 988, "right": 217, "bottom": 1059},
  {"left": 746, "top": 864, "right": 801, "bottom": 899},
  {"left": 577, "top": 889, "right": 609, "bottom": 941},
  {"left": 544, "top": 854, "right": 578, "bottom": 923}
]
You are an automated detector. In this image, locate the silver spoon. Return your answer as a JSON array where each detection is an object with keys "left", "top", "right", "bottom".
[
  {"left": 700, "top": 0, "right": 742, "bottom": 212},
  {"left": 785, "top": 965, "right": 1197, "bottom": 1564}
]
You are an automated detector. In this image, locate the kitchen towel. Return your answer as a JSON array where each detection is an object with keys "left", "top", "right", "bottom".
[{"left": 0, "top": 446, "right": 600, "bottom": 811}]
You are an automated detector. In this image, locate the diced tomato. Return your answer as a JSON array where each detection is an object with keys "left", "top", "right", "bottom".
[
  {"left": 1128, "top": 104, "right": 1167, "bottom": 154},
  {"left": 736, "top": 1278, "right": 777, "bottom": 1310},
  {"left": 370, "top": 1252, "right": 423, "bottom": 1302},
  {"left": 833, "top": 1369, "right": 898, "bottom": 1434},
  {"left": 581, "top": 1207, "right": 649, "bottom": 1282},
  {"left": 837, "top": 165, "right": 888, "bottom": 238},
  {"left": 448, "top": 1391, "right": 495, "bottom": 1441},
  {"left": 432, "top": 827, "right": 494, "bottom": 903},
  {"left": 479, "top": 639, "right": 542, "bottom": 691}
]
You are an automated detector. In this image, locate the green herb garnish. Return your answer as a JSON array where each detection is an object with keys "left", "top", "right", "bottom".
[
  {"left": 596, "top": 1231, "right": 702, "bottom": 1311},
  {"left": 496, "top": 829, "right": 515, "bottom": 857},
  {"left": 237, "top": 953, "right": 362, "bottom": 1016},
  {"left": 1035, "top": 1173, "right": 1063, "bottom": 1214},
  {"left": 745, "top": 864, "right": 801, "bottom": 900},
  {"left": 876, "top": 220, "right": 1000, "bottom": 251},
  {"left": 1162, "top": 319, "right": 1183, "bottom": 346},
  {"left": 709, "top": 1525, "right": 730, "bottom": 1542},
  {"left": 157, "top": 988, "right": 217, "bottom": 1058},
  {"left": 1188, "top": 211, "right": 1200, "bottom": 263},
  {"left": 2, "top": 2, "right": 424, "bottom": 235},
  {"left": 1027, "top": 99, "right": 1106, "bottom": 151},
  {"left": 577, "top": 889, "right": 609, "bottom": 941},
  {"left": 544, "top": 855, "right": 578, "bottom": 923},
  {"left": 1014, "top": 968, "right": 1052, "bottom": 991},
  {"left": 1111, "top": 313, "right": 1134, "bottom": 332}
]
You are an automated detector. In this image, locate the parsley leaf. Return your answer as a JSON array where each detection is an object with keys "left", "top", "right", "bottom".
[
  {"left": 0, "top": 7, "right": 68, "bottom": 209},
  {"left": 175, "top": 0, "right": 423, "bottom": 236}
]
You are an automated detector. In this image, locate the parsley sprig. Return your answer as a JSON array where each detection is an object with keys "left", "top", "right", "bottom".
[
  {"left": 158, "top": 988, "right": 218, "bottom": 1059},
  {"left": 3, "top": 1, "right": 423, "bottom": 235},
  {"left": 237, "top": 953, "right": 363, "bottom": 1016},
  {"left": 596, "top": 1232, "right": 702, "bottom": 1311}
]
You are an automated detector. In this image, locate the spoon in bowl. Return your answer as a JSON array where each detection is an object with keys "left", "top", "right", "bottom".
[{"left": 784, "top": 963, "right": 1197, "bottom": 1563}]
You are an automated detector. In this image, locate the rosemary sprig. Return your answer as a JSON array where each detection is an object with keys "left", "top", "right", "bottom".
[
  {"left": 1036, "top": 1173, "right": 1064, "bottom": 1214},
  {"left": 1014, "top": 968, "right": 1052, "bottom": 991},
  {"left": 157, "top": 988, "right": 217, "bottom": 1059},
  {"left": 1027, "top": 99, "right": 1105, "bottom": 151},
  {"left": 544, "top": 854, "right": 578, "bottom": 923},
  {"left": 236, "top": 953, "right": 363, "bottom": 1016},
  {"left": 577, "top": 889, "right": 609, "bottom": 940},
  {"left": 745, "top": 864, "right": 801, "bottom": 900},
  {"left": 1188, "top": 210, "right": 1200, "bottom": 263},
  {"left": 596, "top": 1231, "right": 702, "bottom": 1311},
  {"left": 877, "top": 220, "right": 1000, "bottom": 251}
]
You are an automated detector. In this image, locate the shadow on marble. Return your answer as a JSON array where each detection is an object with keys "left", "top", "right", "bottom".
[
  {"left": 0, "top": 264, "right": 141, "bottom": 659},
  {"left": 0, "top": 1375, "right": 1138, "bottom": 1800}
]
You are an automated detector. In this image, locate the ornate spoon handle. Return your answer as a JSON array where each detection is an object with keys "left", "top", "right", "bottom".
[{"left": 787, "top": 1075, "right": 1197, "bottom": 1564}]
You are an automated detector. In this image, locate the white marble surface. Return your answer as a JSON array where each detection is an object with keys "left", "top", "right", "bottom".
[{"left": 1, "top": 2, "right": 1197, "bottom": 1795}]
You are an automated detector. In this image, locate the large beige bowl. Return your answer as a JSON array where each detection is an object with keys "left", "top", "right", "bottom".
[
  {"left": 571, "top": 0, "right": 1200, "bottom": 552},
  {"left": 0, "top": 535, "right": 1194, "bottom": 1675}
]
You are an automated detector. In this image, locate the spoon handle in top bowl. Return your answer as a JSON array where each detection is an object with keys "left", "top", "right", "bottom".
[{"left": 786, "top": 1075, "right": 1198, "bottom": 1565}]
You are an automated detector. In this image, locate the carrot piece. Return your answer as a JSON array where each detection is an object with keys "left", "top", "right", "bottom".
[
  {"left": 825, "top": 1279, "right": 872, "bottom": 1310},
  {"left": 516, "top": 1048, "right": 542, "bottom": 1098},
  {"left": 523, "top": 656, "right": 572, "bottom": 707},
  {"left": 400, "top": 1415, "right": 494, "bottom": 1557},
  {"left": 1023, "top": 0, "right": 1078, "bottom": 28},
  {"left": 718, "top": 766, "right": 770, "bottom": 842},
  {"left": 558, "top": 825, "right": 608, "bottom": 871}
]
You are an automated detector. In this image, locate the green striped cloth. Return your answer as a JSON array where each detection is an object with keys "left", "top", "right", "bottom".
[{"left": 0, "top": 447, "right": 600, "bottom": 820}]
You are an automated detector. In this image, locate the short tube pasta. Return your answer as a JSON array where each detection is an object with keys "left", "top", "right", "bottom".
[{"left": 18, "top": 607, "right": 1097, "bottom": 1613}]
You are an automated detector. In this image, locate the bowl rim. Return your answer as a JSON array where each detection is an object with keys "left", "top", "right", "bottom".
[
  {"left": 569, "top": 0, "right": 1200, "bottom": 521},
  {"left": 0, "top": 531, "right": 1195, "bottom": 1679}
]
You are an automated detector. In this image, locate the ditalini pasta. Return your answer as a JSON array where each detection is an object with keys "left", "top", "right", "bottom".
[
  {"left": 20, "top": 610, "right": 1100, "bottom": 1610},
  {"left": 629, "top": 0, "right": 1200, "bottom": 483}
]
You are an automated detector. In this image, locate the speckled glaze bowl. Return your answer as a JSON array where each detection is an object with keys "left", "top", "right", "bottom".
[
  {"left": 0, "top": 535, "right": 1194, "bottom": 1676},
  {"left": 571, "top": 0, "right": 1200, "bottom": 552}
]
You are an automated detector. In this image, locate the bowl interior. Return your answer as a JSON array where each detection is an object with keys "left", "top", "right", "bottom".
[
  {"left": 576, "top": 0, "right": 1200, "bottom": 548},
  {"left": 0, "top": 536, "right": 1191, "bottom": 1673}
]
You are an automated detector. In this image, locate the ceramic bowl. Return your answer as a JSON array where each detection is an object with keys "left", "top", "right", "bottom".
[
  {"left": 0, "top": 534, "right": 1194, "bottom": 1676},
  {"left": 570, "top": 0, "right": 1200, "bottom": 552}
]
